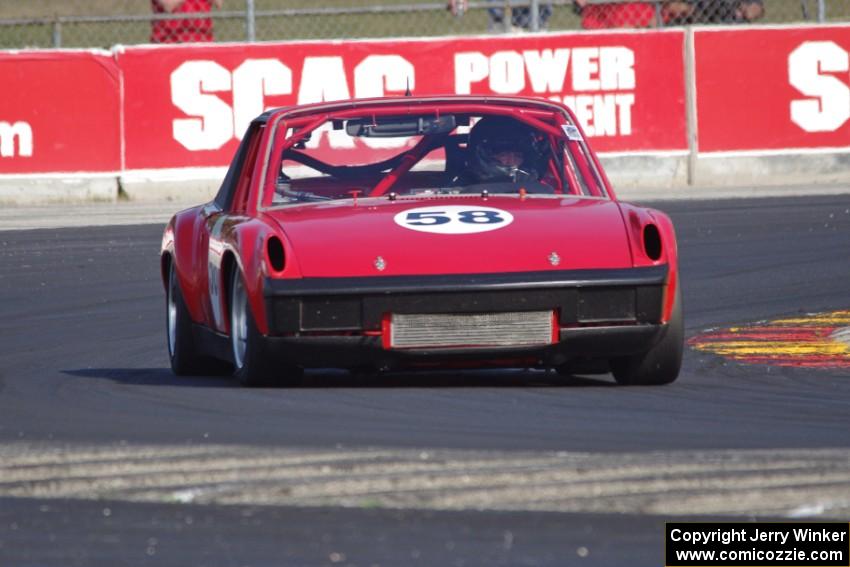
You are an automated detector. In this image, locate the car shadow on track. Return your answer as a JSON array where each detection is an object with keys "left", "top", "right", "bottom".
[
  {"left": 62, "top": 368, "right": 616, "bottom": 388},
  {"left": 302, "top": 369, "right": 616, "bottom": 388},
  {"left": 62, "top": 368, "right": 237, "bottom": 388}
]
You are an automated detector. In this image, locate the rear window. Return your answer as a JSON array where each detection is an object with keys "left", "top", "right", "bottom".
[{"left": 266, "top": 112, "right": 607, "bottom": 208}]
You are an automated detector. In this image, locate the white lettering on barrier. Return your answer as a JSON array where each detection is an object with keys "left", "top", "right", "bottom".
[
  {"left": 599, "top": 47, "right": 635, "bottom": 90},
  {"left": 454, "top": 47, "right": 636, "bottom": 138},
  {"left": 171, "top": 61, "right": 235, "bottom": 151},
  {"left": 172, "top": 59, "right": 293, "bottom": 150},
  {"left": 454, "top": 52, "right": 489, "bottom": 94},
  {"left": 0, "top": 121, "right": 34, "bottom": 158},
  {"left": 489, "top": 51, "right": 526, "bottom": 94},
  {"left": 558, "top": 94, "right": 634, "bottom": 136},
  {"left": 232, "top": 59, "right": 292, "bottom": 141},
  {"left": 354, "top": 55, "right": 416, "bottom": 149},
  {"left": 789, "top": 41, "right": 850, "bottom": 133},
  {"left": 455, "top": 47, "right": 634, "bottom": 94},
  {"left": 170, "top": 55, "right": 416, "bottom": 151},
  {"left": 572, "top": 48, "right": 600, "bottom": 91},
  {"left": 169, "top": 47, "right": 637, "bottom": 151},
  {"left": 523, "top": 49, "right": 570, "bottom": 93}
]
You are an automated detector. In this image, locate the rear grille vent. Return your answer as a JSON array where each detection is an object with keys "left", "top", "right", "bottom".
[{"left": 390, "top": 311, "right": 554, "bottom": 349}]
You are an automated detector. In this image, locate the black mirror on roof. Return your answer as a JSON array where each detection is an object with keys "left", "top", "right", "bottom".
[{"left": 346, "top": 115, "right": 456, "bottom": 138}]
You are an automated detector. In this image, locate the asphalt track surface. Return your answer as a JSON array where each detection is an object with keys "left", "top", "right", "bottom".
[{"left": 1, "top": 195, "right": 849, "bottom": 566}]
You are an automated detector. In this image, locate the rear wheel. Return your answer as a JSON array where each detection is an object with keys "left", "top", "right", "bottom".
[
  {"left": 166, "top": 261, "right": 228, "bottom": 375},
  {"left": 610, "top": 282, "right": 683, "bottom": 386},
  {"left": 230, "top": 269, "right": 302, "bottom": 387}
]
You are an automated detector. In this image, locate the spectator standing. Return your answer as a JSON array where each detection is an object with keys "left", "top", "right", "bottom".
[
  {"left": 447, "top": 1, "right": 554, "bottom": 33},
  {"left": 662, "top": 0, "right": 764, "bottom": 24},
  {"left": 487, "top": 1, "right": 554, "bottom": 32},
  {"left": 573, "top": 0, "right": 656, "bottom": 29},
  {"left": 151, "top": 0, "right": 223, "bottom": 44}
]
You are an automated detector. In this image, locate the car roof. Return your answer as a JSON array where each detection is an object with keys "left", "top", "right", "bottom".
[{"left": 253, "top": 95, "right": 569, "bottom": 125}]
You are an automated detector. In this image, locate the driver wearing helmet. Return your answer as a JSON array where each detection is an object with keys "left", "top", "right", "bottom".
[{"left": 462, "top": 115, "right": 552, "bottom": 190}]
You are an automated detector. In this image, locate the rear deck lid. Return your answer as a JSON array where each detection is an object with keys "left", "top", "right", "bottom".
[{"left": 264, "top": 196, "right": 632, "bottom": 277}]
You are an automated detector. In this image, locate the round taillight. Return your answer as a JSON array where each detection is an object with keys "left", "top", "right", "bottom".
[
  {"left": 643, "top": 224, "right": 662, "bottom": 261},
  {"left": 267, "top": 236, "right": 285, "bottom": 272}
]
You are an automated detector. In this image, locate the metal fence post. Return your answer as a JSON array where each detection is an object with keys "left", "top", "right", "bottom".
[
  {"left": 685, "top": 27, "right": 698, "bottom": 186},
  {"left": 245, "top": 0, "right": 256, "bottom": 42},
  {"left": 52, "top": 16, "right": 62, "bottom": 48},
  {"left": 817, "top": 0, "right": 826, "bottom": 22},
  {"left": 530, "top": 0, "right": 540, "bottom": 31}
]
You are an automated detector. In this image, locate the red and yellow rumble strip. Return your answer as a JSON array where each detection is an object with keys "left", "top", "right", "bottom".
[{"left": 689, "top": 310, "right": 850, "bottom": 368}]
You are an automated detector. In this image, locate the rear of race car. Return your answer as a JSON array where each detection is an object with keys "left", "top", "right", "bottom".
[
  {"left": 214, "top": 97, "right": 682, "bottom": 385},
  {"left": 256, "top": 194, "right": 681, "bottom": 384}
]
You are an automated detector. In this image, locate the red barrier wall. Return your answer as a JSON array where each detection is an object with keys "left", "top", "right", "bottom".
[
  {"left": 117, "top": 31, "right": 686, "bottom": 170},
  {"left": 695, "top": 25, "right": 850, "bottom": 152},
  {"left": 0, "top": 50, "right": 121, "bottom": 174},
  {"left": 1, "top": 26, "right": 847, "bottom": 177}
]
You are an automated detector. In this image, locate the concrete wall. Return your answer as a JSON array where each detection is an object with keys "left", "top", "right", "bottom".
[{"left": 4, "top": 152, "right": 849, "bottom": 205}]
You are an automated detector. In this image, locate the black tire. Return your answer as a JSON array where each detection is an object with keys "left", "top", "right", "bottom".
[
  {"left": 166, "top": 261, "right": 229, "bottom": 376},
  {"left": 229, "top": 269, "right": 302, "bottom": 387},
  {"left": 610, "top": 281, "right": 683, "bottom": 386}
]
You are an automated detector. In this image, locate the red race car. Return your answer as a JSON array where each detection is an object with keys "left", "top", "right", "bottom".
[{"left": 161, "top": 95, "right": 682, "bottom": 386}]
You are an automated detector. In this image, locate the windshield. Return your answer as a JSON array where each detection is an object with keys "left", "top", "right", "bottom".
[{"left": 266, "top": 112, "right": 607, "bottom": 208}]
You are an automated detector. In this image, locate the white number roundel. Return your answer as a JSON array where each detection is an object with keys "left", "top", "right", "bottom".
[{"left": 393, "top": 206, "right": 514, "bottom": 234}]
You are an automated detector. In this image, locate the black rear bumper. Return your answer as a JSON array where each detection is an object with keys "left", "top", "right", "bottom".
[
  {"left": 261, "top": 323, "right": 667, "bottom": 369},
  {"left": 264, "top": 266, "right": 668, "bottom": 332},
  {"left": 255, "top": 266, "right": 670, "bottom": 369}
]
